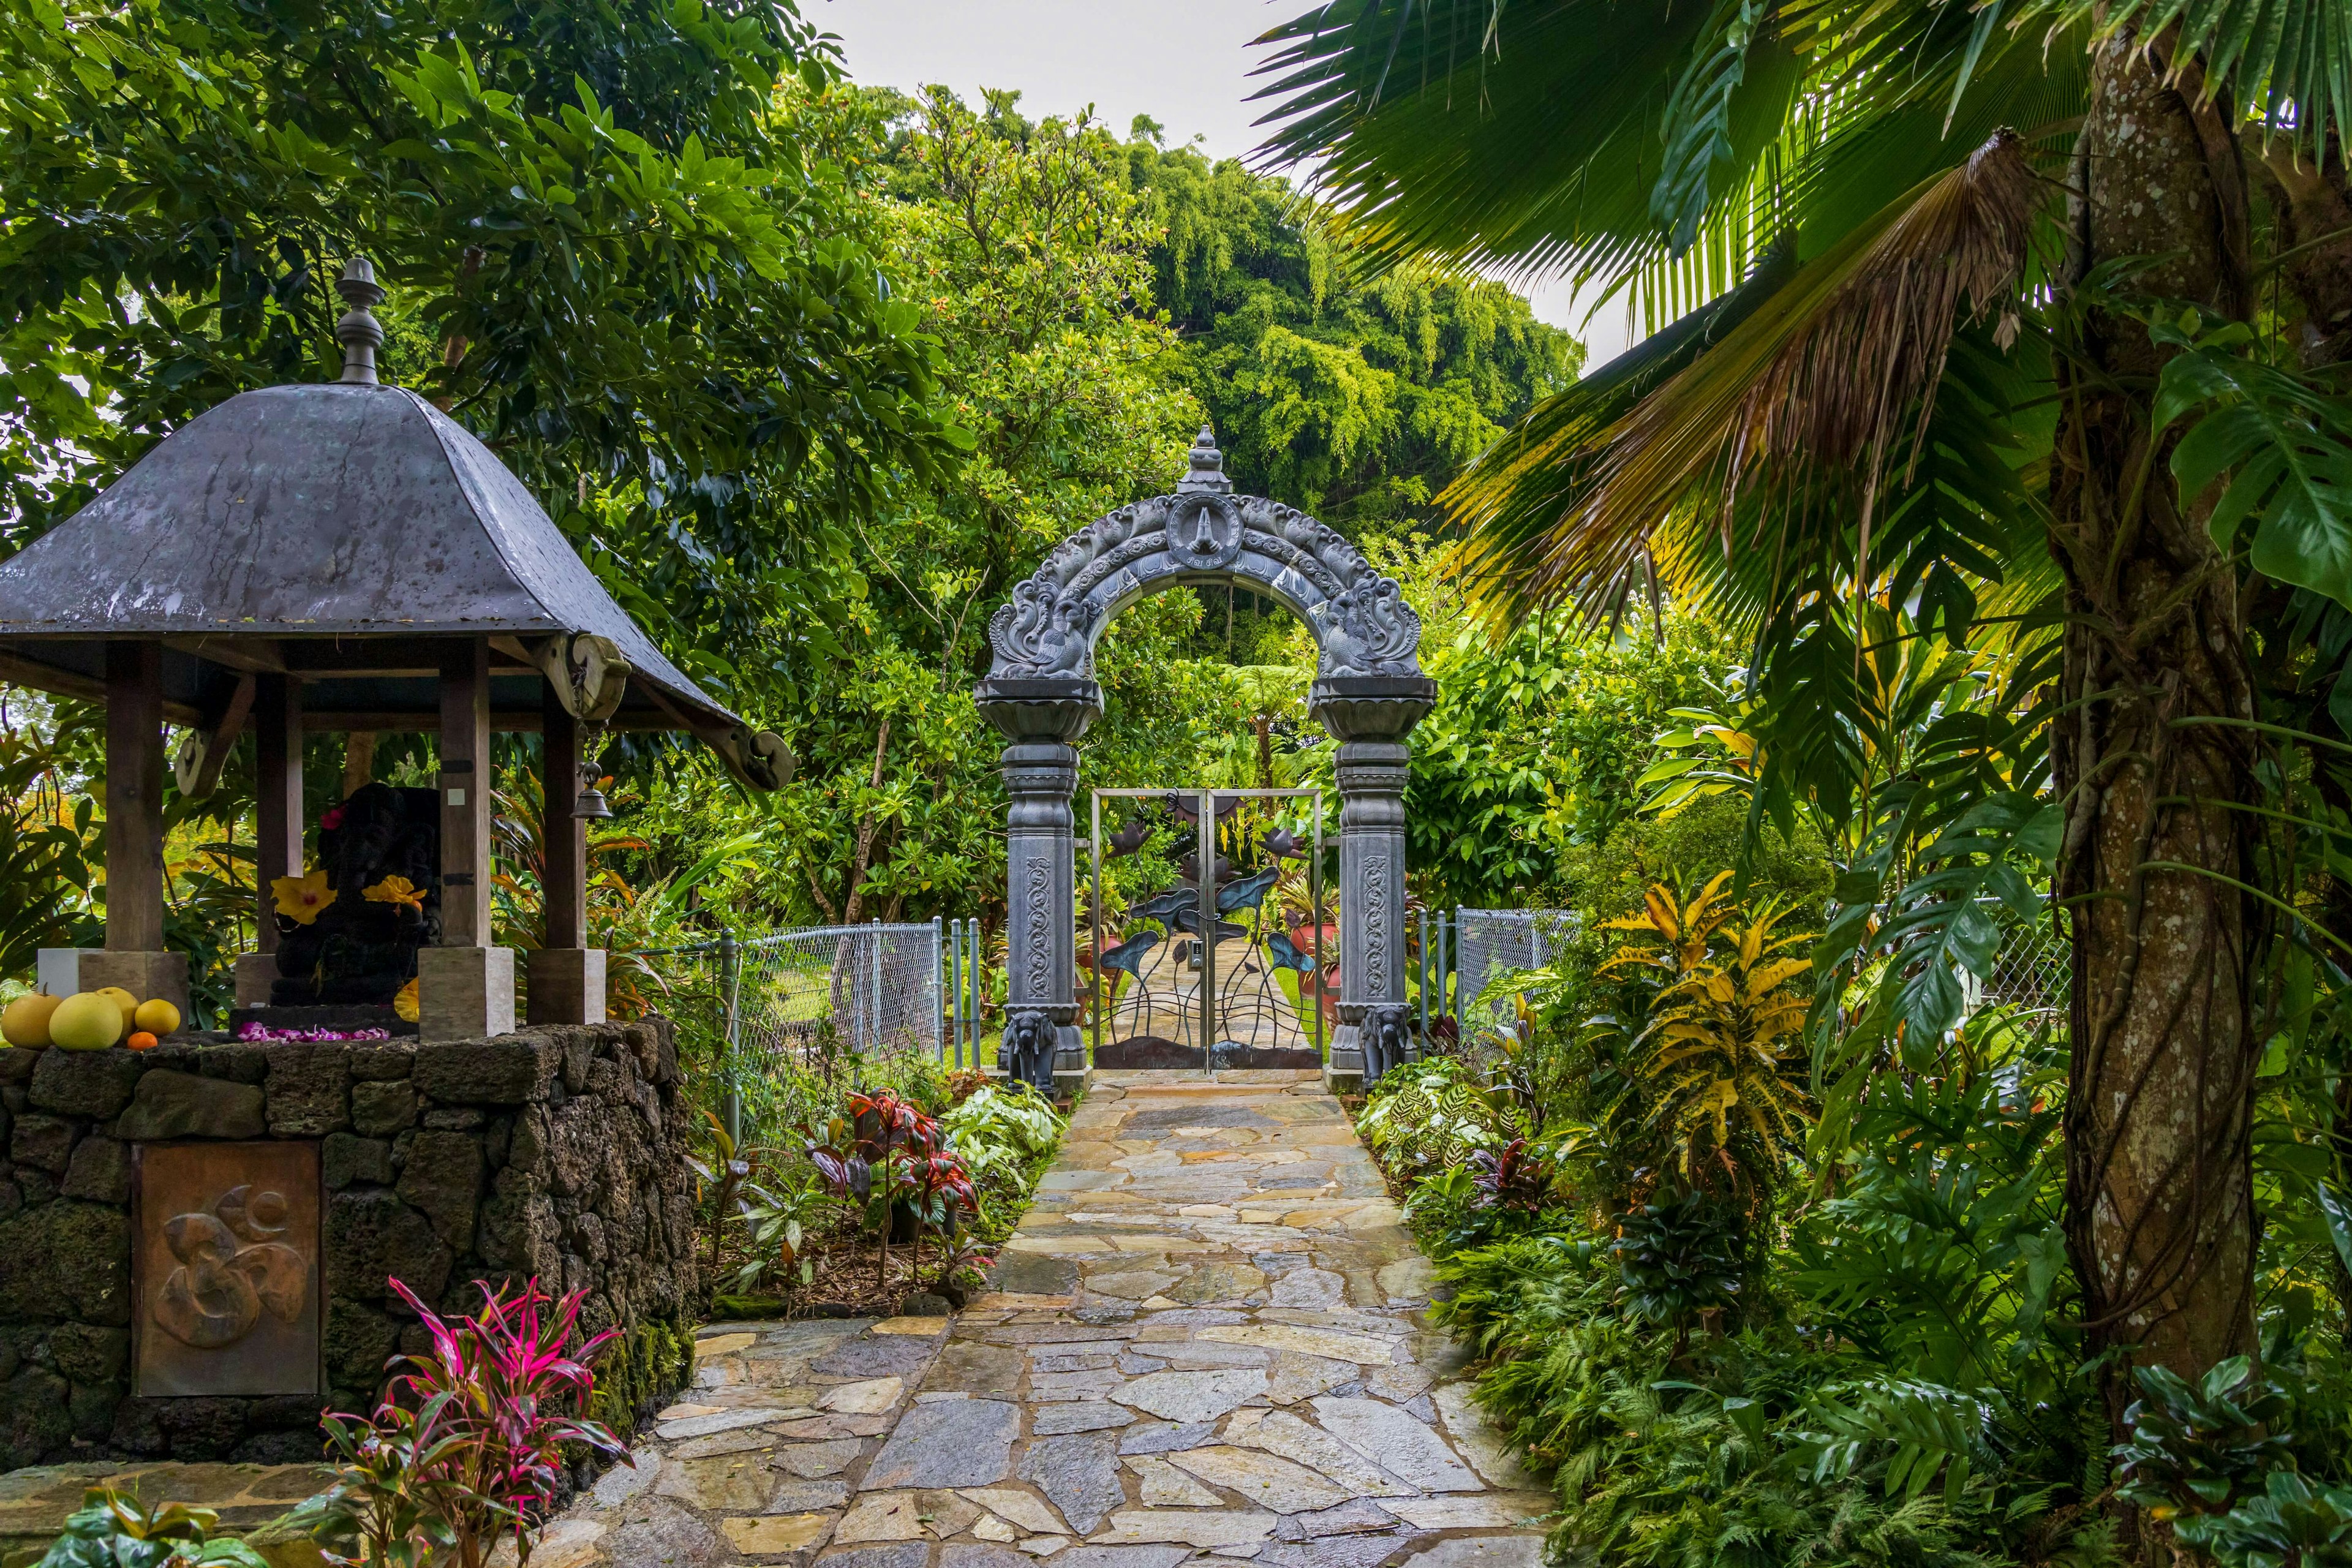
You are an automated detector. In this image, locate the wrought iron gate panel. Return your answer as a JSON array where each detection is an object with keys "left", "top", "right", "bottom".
[{"left": 1088, "top": 786, "right": 1329, "bottom": 1072}]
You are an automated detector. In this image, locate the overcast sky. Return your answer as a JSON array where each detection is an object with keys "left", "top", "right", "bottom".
[{"left": 813, "top": 0, "right": 1636, "bottom": 366}]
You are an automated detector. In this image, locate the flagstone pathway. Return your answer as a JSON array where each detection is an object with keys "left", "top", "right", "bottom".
[{"left": 526, "top": 1069, "right": 1550, "bottom": 1568}]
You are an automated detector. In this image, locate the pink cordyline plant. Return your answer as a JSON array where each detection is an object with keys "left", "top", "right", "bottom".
[{"left": 306, "top": 1277, "right": 630, "bottom": 1568}]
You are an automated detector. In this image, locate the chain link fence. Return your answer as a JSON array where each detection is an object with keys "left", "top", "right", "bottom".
[
  {"left": 1983, "top": 908, "right": 2071, "bottom": 1018},
  {"left": 642, "top": 921, "right": 945, "bottom": 1140},
  {"left": 1455, "top": 907, "right": 1579, "bottom": 1036}
]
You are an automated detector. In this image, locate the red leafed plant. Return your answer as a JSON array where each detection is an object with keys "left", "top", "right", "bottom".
[
  {"left": 846, "top": 1090, "right": 943, "bottom": 1290},
  {"left": 299, "top": 1276, "right": 630, "bottom": 1568}
]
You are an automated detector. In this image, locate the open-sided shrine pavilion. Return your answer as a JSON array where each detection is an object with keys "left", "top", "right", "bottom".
[{"left": 0, "top": 260, "right": 789, "bottom": 1037}]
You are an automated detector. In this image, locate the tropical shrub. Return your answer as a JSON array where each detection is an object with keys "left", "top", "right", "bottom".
[
  {"left": 34, "top": 1491, "right": 268, "bottom": 1568},
  {"left": 300, "top": 1276, "right": 627, "bottom": 1568},
  {"left": 1591, "top": 873, "right": 1812, "bottom": 1200}
]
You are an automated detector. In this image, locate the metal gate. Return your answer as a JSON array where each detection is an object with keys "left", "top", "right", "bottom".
[{"left": 1087, "top": 786, "right": 1329, "bottom": 1071}]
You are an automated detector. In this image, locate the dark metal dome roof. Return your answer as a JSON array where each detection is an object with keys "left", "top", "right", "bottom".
[{"left": 0, "top": 378, "right": 736, "bottom": 734}]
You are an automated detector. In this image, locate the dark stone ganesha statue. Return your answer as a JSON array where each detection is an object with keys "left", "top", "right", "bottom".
[{"left": 270, "top": 783, "right": 441, "bottom": 1007}]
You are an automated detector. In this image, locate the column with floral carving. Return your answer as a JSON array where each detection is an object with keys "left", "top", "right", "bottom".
[
  {"left": 1314, "top": 677, "right": 1435, "bottom": 1091},
  {"left": 975, "top": 673, "right": 1098, "bottom": 1095}
]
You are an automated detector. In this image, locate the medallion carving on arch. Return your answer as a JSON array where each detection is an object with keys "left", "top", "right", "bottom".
[
  {"left": 981, "top": 429, "right": 1426, "bottom": 685},
  {"left": 1167, "top": 491, "right": 1243, "bottom": 571}
]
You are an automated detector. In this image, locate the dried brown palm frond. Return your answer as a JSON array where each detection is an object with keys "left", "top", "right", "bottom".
[{"left": 1452, "top": 129, "right": 2039, "bottom": 626}]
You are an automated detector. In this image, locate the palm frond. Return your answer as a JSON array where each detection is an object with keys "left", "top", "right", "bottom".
[
  {"left": 1452, "top": 131, "right": 2038, "bottom": 627},
  {"left": 2011, "top": 0, "right": 2352, "bottom": 152}
]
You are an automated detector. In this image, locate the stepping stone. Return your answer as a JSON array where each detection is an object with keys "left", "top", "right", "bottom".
[
  {"left": 1033, "top": 1404, "right": 1133, "bottom": 1436},
  {"left": 865, "top": 1398, "right": 1022, "bottom": 1490},
  {"left": 695, "top": 1331, "right": 758, "bottom": 1357},
  {"left": 1087, "top": 1509, "right": 1280, "bottom": 1547},
  {"left": 1222, "top": 1409, "right": 1411, "bottom": 1496},
  {"left": 925, "top": 1340, "right": 1027, "bottom": 1396},
  {"left": 837, "top": 1492, "right": 925, "bottom": 1542},
  {"left": 946, "top": 1546, "right": 1035, "bottom": 1568},
  {"left": 655, "top": 1405, "right": 803, "bottom": 1441},
  {"left": 813, "top": 1332, "right": 938, "bottom": 1379},
  {"left": 1117, "top": 1420, "right": 1217, "bottom": 1456},
  {"left": 1311, "top": 1396, "right": 1482, "bottom": 1493},
  {"left": 1431, "top": 1381, "right": 1536, "bottom": 1488},
  {"left": 1262, "top": 1352, "right": 1354, "bottom": 1406},
  {"left": 1164, "top": 1447, "right": 1349, "bottom": 1513},
  {"left": 820, "top": 1545, "right": 931, "bottom": 1568},
  {"left": 1112, "top": 1370, "right": 1265, "bottom": 1422},
  {"left": 1128, "top": 1457, "right": 1221, "bottom": 1507},
  {"left": 1268, "top": 1268, "right": 1346, "bottom": 1309},
  {"left": 772, "top": 1438, "right": 865, "bottom": 1477},
  {"left": 1275, "top": 1499, "right": 1400, "bottom": 1540},
  {"left": 1199, "top": 1325, "right": 1398, "bottom": 1365},
  {"left": 1381, "top": 1493, "right": 1554, "bottom": 1529},
  {"left": 818, "top": 1376, "right": 904, "bottom": 1414},
  {"left": 1084, "top": 1270, "right": 1181, "bottom": 1301},
  {"left": 959, "top": 1487, "right": 1070, "bottom": 1535},
  {"left": 1389, "top": 1540, "right": 1545, "bottom": 1568},
  {"left": 1020, "top": 1433, "right": 1126, "bottom": 1536},
  {"left": 723, "top": 1512, "right": 834, "bottom": 1555}
]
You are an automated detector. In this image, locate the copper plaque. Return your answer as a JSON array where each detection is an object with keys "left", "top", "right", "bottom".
[{"left": 134, "top": 1142, "right": 321, "bottom": 1398}]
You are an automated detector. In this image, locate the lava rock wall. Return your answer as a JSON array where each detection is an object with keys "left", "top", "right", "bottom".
[{"left": 0, "top": 1021, "right": 698, "bottom": 1468}]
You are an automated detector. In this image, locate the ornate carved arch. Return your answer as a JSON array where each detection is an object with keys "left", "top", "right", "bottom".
[
  {"left": 973, "top": 426, "right": 1436, "bottom": 1097},
  {"left": 981, "top": 429, "right": 1427, "bottom": 689}
]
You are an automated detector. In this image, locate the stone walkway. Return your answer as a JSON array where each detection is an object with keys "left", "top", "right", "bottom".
[{"left": 530, "top": 1069, "right": 1548, "bottom": 1568}]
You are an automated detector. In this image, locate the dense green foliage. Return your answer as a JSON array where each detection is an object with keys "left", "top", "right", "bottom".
[
  {"left": 1125, "top": 131, "right": 1580, "bottom": 532},
  {"left": 1259, "top": 1, "right": 2352, "bottom": 1562}
]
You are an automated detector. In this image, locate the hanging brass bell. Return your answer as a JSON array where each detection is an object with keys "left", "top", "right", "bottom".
[{"left": 573, "top": 756, "right": 612, "bottom": 820}]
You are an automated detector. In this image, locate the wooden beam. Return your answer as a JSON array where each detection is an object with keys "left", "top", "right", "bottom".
[
  {"left": 298, "top": 710, "right": 681, "bottom": 733},
  {"left": 254, "top": 674, "right": 303, "bottom": 956},
  {"left": 438, "top": 639, "right": 491, "bottom": 948},
  {"left": 104, "top": 641, "right": 166, "bottom": 952},
  {"left": 542, "top": 680, "right": 587, "bottom": 951},
  {"left": 162, "top": 635, "right": 286, "bottom": 674},
  {"left": 0, "top": 646, "right": 202, "bottom": 725}
]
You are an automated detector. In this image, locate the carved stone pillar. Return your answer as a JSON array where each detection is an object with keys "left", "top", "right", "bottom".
[
  {"left": 1313, "top": 676, "right": 1436, "bottom": 1093},
  {"left": 975, "top": 675, "right": 1099, "bottom": 1097}
]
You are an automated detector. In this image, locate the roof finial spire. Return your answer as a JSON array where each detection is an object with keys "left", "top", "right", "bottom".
[
  {"left": 1176, "top": 424, "right": 1230, "bottom": 495},
  {"left": 335, "top": 257, "right": 386, "bottom": 386}
]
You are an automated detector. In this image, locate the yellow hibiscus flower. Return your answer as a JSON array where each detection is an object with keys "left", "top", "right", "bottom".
[
  {"left": 272, "top": 870, "right": 331, "bottom": 925},
  {"left": 363, "top": 875, "right": 425, "bottom": 913},
  {"left": 393, "top": 978, "right": 420, "bottom": 1023}
]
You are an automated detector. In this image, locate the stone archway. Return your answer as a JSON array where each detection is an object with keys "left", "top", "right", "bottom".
[{"left": 974, "top": 429, "right": 1437, "bottom": 1093}]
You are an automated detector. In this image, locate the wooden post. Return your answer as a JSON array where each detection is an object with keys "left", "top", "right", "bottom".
[
  {"left": 437, "top": 638, "right": 490, "bottom": 947},
  {"left": 541, "top": 683, "right": 586, "bottom": 951},
  {"left": 527, "top": 680, "right": 605, "bottom": 1024},
  {"left": 420, "top": 637, "right": 513, "bottom": 1040},
  {"left": 254, "top": 673, "right": 302, "bottom": 956},
  {"left": 104, "top": 641, "right": 165, "bottom": 952}
]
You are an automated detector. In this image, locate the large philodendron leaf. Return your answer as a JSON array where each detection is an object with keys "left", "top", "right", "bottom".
[{"left": 2149, "top": 312, "right": 2352, "bottom": 610}]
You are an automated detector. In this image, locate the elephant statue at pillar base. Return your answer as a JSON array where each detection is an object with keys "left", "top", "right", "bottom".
[
  {"left": 1000, "top": 1010, "right": 1058, "bottom": 1093},
  {"left": 1360, "top": 1005, "right": 1412, "bottom": 1082}
]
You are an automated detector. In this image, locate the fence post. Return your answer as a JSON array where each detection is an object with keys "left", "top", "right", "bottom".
[
  {"left": 1415, "top": 907, "right": 1428, "bottom": 1045},
  {"left": 1430, "top": 912, "right": 1449, "bottom": 1025},
  {"left": 718, "top": 927, "right": 742, "bottom": 1148},
  {"left": 870, "top": 918, "right": 883, "bottom": 1054},
  {"left": 932, "top": 916, "right": 945, "bottom": 1065}
]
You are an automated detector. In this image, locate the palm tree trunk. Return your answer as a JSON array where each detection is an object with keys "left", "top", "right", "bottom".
[{"left": 2049, "top": 26, "right": 2262, "bottom": 1515}]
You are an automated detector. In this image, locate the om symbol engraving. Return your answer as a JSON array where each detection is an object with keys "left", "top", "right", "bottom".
[{"left": 154, "top": 1185, "right": 308, "bottom": 1349}]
